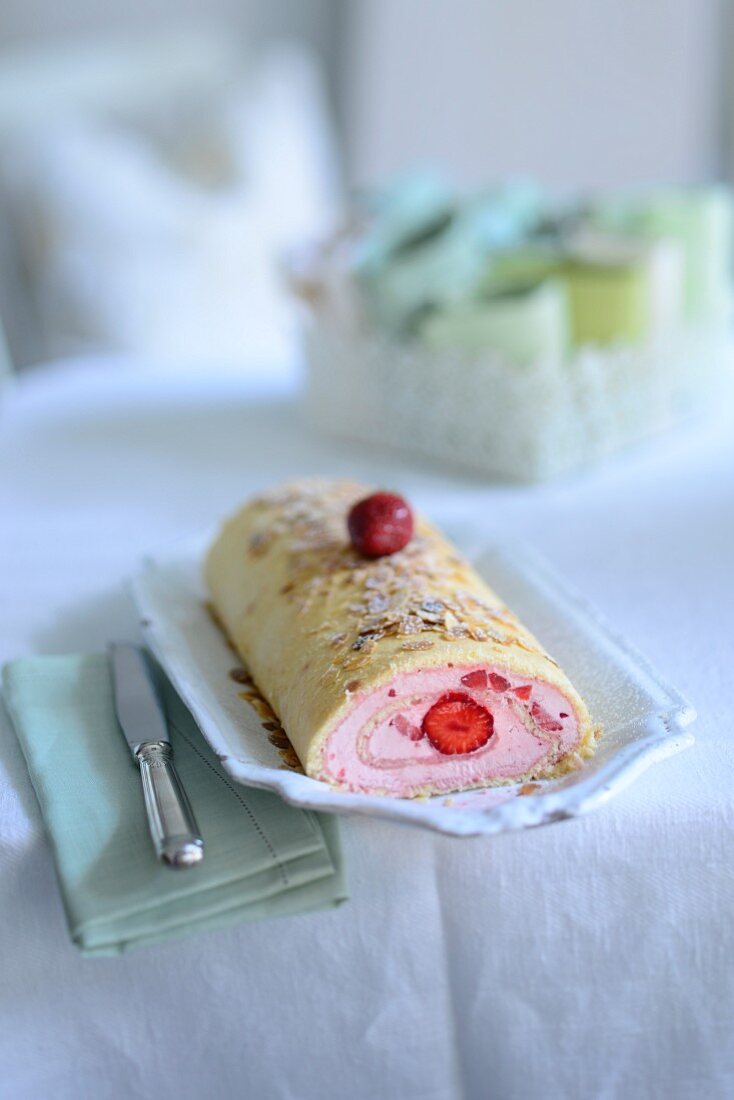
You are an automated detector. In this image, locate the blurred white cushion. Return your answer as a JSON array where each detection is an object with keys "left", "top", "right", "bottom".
[{"left": 1, "top": 41, "right": 341, "bottom": 372}]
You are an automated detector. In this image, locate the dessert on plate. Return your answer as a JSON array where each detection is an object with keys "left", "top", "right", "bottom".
[
  {"left": 291, "top": 177, "right": 733, "bottom": 482},
  {"left": 205, "top": 479, "right": 599, "bottom": 798}
]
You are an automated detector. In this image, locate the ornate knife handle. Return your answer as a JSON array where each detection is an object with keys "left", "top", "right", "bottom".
[{"left": 136, "top": 741, "right": 204, "bottom": 868}]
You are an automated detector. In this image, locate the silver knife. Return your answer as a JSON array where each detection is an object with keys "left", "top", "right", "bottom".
[{"left": 109, "top": 643, "right": 204, "bottom": 868}]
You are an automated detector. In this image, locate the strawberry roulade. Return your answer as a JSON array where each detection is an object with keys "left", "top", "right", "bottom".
[{"left": 205, "top": 479, "right": 598, "bottom": 798}]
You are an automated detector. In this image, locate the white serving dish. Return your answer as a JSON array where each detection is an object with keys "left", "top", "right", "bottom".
[{"left": 132, "top": 540, "right": 695, "bottom": 837}]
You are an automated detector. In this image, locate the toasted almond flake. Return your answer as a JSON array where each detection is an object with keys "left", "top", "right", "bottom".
[
  {"left": 228, "top": 667, "right": 252, "bottom": 684},
  {"left": 248, "top": 481, "right": 540, "bottom": 665},
  {"left": 249, "top": 531, "right": 272, "bottom": 557},
  {"left": 518, "top": 783, "right": 541, "bottom": 796}
]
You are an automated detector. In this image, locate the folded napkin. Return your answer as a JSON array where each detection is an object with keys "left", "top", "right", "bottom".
[{"left": 2, "top": 654, "right": 347, "bottom": 956}]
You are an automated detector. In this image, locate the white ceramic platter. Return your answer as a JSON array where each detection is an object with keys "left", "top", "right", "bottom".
[{"left": 132, "top": 541, "right": 696, "bottom": 837}]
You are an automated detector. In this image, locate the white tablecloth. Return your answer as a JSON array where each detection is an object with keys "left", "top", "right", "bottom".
[{"left": 1, "top": 358, "right": 732, "bottom": 1100}]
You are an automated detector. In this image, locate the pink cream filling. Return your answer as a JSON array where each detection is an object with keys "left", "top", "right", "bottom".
[{"left": 317, "top": 665, "right": 581, "bottom": 796}]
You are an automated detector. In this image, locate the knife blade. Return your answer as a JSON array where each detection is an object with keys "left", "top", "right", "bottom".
[{"left": 109, "top": 643, "right": 204, "bottom": 868}]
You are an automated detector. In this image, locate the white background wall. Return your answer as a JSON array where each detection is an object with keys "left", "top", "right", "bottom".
[
  {"left": 0, "top": 0, "right": 333, "bottom": 47},
  {"left": 0, "top": 0, "right": 728, "bottom": 194},
  {"left": 0, "top": 0, "right": 344, "bottom": 112},
  {"left": 341, "top": 0, "right": 726, "bottom": 192}
]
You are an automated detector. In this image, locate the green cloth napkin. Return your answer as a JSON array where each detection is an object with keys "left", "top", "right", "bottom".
[{"left": 2, "top": 654, "right": 347, "bottom": 956}]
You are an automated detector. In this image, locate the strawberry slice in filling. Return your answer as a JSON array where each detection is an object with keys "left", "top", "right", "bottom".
[{"left": 318, "top": 665, "right": 581, "bottom": 796}]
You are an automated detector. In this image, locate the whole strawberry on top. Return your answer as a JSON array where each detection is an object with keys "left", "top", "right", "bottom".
[{"left": 348, "top": 491, "right": 414, "bottom": 558}]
